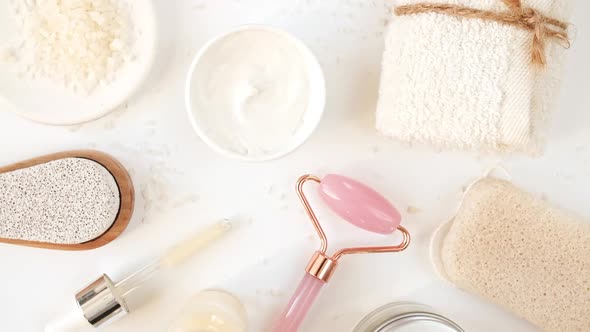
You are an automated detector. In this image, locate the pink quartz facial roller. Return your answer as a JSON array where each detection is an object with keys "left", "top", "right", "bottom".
[{"left": 272, "top": 174, "right": 411, "bottom": 332}]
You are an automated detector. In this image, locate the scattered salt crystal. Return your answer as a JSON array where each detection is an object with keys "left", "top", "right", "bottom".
[
  {"left": 0, "top": 49, "right": 17, "bottom": 63},
  {"left": 266, "top": 184, "right": 275, "bottom": 194},
  {"left": 406, "top": 205, "right": 422, "bottom": 214}
]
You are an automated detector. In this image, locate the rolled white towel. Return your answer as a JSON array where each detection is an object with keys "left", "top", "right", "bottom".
[{"left": 376, "top": 0, "right": 570, "bottom": 154}]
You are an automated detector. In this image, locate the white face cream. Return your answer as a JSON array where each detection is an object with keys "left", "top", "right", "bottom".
[{"left": 186, "top": 26, "right": 324, "bottom": 160}]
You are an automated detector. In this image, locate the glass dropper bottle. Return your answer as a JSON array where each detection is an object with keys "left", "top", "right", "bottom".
[{"left": 45, "top": 220, "right": 232, "bottom": 332}]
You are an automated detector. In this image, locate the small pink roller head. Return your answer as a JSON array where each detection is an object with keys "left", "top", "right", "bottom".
[{"left": 318, "top": 174, "right": 401, "bottom": 234}]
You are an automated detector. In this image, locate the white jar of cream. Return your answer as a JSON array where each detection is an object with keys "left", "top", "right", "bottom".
[{"left": 185, "top": 25, "right": 325, "bottom": 161}]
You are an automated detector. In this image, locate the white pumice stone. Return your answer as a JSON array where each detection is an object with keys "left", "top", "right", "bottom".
[{"left": 0, "top": 158, "right": 120, "bottom": 244}]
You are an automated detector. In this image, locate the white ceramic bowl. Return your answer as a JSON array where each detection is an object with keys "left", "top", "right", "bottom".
[
  {"left": 0, "top": 1, "right": 156, "bottom": 125},
  {"left": 185, "top": 25, "right": 325, "bottom": 161}
]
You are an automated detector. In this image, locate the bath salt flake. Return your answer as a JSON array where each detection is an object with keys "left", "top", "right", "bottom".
[
  {"left": 406, "top": 205, "right": 422, "bottom": 214},
  {"left": 17, "top": 0, "right": 133, "bottom": 94},
  {"left": 0, "top": 48, "right": 18, "bottom": 63}
]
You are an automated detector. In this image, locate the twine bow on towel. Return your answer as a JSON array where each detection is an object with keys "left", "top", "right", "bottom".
[{"left": 394, "top": 0, "right": 570, "bottom": 67}]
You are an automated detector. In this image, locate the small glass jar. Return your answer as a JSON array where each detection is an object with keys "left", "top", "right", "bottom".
[
  {"left": 354, "top": 302, "right": 463, "bottom": 332},
  {"left": 169, "top": 290, "right": 247, "bottom": 332}
]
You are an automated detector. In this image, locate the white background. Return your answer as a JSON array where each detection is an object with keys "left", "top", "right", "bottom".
[{"left": 1, "top": 1, "right": 589, "bottom": 331}]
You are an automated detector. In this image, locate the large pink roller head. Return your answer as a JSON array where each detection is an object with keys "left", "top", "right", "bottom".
[{"left": 318, "top": 174, "right": 401, "bottom": 234}]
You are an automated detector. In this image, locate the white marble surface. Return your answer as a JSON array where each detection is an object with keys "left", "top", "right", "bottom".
[{"left": 1, "top": 1, "right": 589, "bottom": 331}]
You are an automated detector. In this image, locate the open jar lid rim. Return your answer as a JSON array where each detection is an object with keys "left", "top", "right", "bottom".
[{"left": 353, "top": 301, "right": 464, "bottom": 332}]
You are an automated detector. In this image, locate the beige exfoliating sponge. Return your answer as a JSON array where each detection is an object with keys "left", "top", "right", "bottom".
[{"left": 431, "top": 178, "right": 590, "bottom": 331}]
